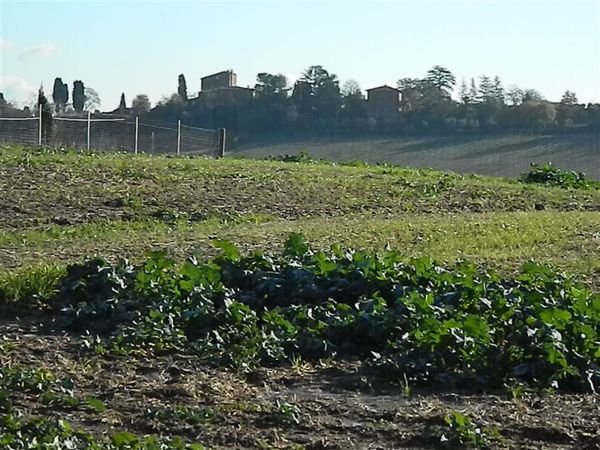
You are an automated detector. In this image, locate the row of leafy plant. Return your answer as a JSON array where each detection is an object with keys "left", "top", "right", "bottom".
[
  {"left": 43, "top": 234, "right": 600, "bottom": 391},
  {"left": 0, "top": 364, "right": 207, "bottom": 449},
  {"left": 0, "top": 365, "right": 79, "bottom": 414},
  {"left": 0, "top": 410, "right": 496, "bottom": 450},
  {"left": 521, "top": 163, "right": 599, "bottom": 189},
  {"left": 0, "top": 414, "right": 205, "bottom": 450}
]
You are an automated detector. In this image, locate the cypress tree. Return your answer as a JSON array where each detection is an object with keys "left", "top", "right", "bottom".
[
  {"left": 52, "top": 77, "right": 69, "bottom": 112},
  {"left": 178, "top": 74, "right": 188, "bottom": 102},
  {"left": 119, "top": 93, "right": 127, "bottom": 111},
  {"left": 72, "top": 80, "right": 85, "bottom": 112}
]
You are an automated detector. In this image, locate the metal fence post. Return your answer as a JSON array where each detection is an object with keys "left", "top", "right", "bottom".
[
  {"left": 38, "top": 104, "right": 42, "bottom": 146},
  {"left": 217, "top": 128, "right": 226, "bottom": 158},
  {"left": 151, "top": 131, "right": 155, "bottom": 153},
  {"left": 177, "top": 120, "right": 181, "bottom": 156},
  {"left": 134, "top": 117, "right": 139, "bottom": 154},
  {"left": 86, "top": 111, "right": 91, "bottom": 151}
]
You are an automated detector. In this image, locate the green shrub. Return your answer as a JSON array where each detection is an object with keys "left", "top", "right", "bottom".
[{"left": 521, "top": 163, "right": 595, "bottom": 189}]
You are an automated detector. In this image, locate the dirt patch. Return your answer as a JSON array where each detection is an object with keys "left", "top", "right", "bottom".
[{"left": 1, "top": 317, "right": 598, "bottom": 449}]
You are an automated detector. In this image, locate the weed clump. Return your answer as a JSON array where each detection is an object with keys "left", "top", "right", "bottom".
[
  {"left": 265, "top": 151, "right": 319, "bottom": 163},
  {"left": 521, "top": 163, "right": 596, "bottom": 189}
]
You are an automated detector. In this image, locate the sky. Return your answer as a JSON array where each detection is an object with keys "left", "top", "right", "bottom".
[{"left": 1, "top": 0, "right": 599, "bottom": 110}]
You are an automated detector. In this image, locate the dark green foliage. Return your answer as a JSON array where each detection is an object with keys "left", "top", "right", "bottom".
[
  {"left": 442, "top": 411, "right": 500, "bottom": 448},
  {"left": 131, "top": 94, "right": 151, "bottom": 115},
  {"left": 73, "top": 80, "right": 86, "bottom": 113},
  {"left": 143, "top": 62, "right": 600, "bottom": 138},
  {"left": 119, "top": 93, "right": 127, "bottom": 111},
  {"left": 52, "top": 238, "right": 600, "bottom": 391},
  {"left": 52, "top": 77, "right": 69, "bottom": 113},
  {"left": 0, "top": 366, "right": 77, "bottom": 410},
  {"left": 0, "top": 415, "right": 205, "bottom": 449},
  {"left": 177, "top": 74, "right": 188, "bottom": 102},
  {"left": 252, "top": 73, "right": 290, "bottom": 133},
  {"left": 425, "top": 66, "right": 456, "bottom": 96},
  {"left": 522, "top": 163, "right": 596, "bottom": 189},
  {"left": 58, "top": 257, "right": 137, "bottom": 333},
  {"left": 265, "top": 151, "right": 317, "bottom": 163},
  {"left": 255, "top": 73, "right": 289, "bottom": 98},
  {"left": 37, "top": 88, "right": 53, "bottom": 144},
  {"left": 291, "top": 65, "right": 341, "bottom": 130}
]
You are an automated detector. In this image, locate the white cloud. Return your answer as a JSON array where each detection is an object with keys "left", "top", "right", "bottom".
[
  {"left": 18, "top": 43, "right": 57, "bottom": 60},
  {"left": 0, "top": 75, "right": 38, "bottom": 104},
  {"left": 285, "top": 73, "right": 300, "bottom": 86},
  {"left": 0, "top": 38, "right": 12, "bottom": 52}
]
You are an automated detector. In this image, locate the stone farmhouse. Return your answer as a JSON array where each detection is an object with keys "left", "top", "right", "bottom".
[
  {"left": 365, "top": 85, "right": 401, "bottom": 118},
  {"left": 190, "top": 70, "right": 254, "bottom": 108}
]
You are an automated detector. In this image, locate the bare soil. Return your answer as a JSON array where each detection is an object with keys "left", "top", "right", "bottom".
[{"left": 2, "top": 317, "right": 598, "bottom": 450}]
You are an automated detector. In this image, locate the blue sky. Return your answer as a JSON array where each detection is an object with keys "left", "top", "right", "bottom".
[{"left": 1, "top": 0, "right": 599, "bottom": 109}]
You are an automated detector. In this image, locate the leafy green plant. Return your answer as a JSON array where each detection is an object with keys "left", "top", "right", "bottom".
[
  {"left": 17, "top": 235, "right": 600, "bottom": 392},
  {"left": 271, "top": 400, "right": 302, "bottom": 425},
  {"left": 85, "top": 396, "right": 106, "bottom": 413},
  {"left": 521, "top": 163, "right": 597, "bottom": 189},
  {"left": 442, "top": 411, "right": 500, "bottom": 448},
  {"left": 0, "top": 415, "right": 206, "bottom": 449},
  {"left": 0, "top": 389, "right": 12, "bottom": 413},
  {"left": 0, "top": 365, "right": 78, "bottom": 408}
]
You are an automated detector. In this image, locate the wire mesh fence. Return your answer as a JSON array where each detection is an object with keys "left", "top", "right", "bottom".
[
  {"left": 0, "top": 117, "right": 40, "bottom": 147},
  {"left": 0, "top": 112, "right": 224, "bottom": 157}
]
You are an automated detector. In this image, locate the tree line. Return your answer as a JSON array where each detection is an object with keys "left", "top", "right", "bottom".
[
  {"left": 145, "top": 65, "right": 599, "bottom": 140},
  {"left": 2, "top": 65, "right": 598, "bottom": 141}
]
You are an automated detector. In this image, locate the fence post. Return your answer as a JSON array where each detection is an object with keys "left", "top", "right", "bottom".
[
  {"left": 134, "top": 117, "right": 139, "bottom": 155},
  {"left": 151, "top": 132, "right": 155, "bottom": 153},
  {"left": 38, "top": 104, "right": 42, "bottom": 146},
  {"left": 177, "top": 120, "right": 181, "bottom": 156},
  {"left": 86, "top": 111, "right": 91, "bottom": 151},
  {"left": 217, "top": 128, "right": 226, "bottom": 158}
]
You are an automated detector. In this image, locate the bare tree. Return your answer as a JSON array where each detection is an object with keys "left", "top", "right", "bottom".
[
  {"left": 84, "top": 87, "right": 101, "bottom": 111},
  {"left": 131, "top": 94, "right": 151, "bottom": 115}
]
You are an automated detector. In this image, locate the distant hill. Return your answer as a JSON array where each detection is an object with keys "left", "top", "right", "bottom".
[{"left": 232, "top": 132, "right": 600, "bottom": 180}]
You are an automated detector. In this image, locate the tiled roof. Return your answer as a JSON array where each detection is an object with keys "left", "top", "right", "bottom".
[{"left": 366, "top": 85, "right": 399, "bottom": 92}]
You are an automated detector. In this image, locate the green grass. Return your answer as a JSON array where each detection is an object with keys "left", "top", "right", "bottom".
[
  {"left": 0, "top": 145, "right": 599, "bottom": 290},
  {"left": 219, "top": 211, "right": 600, "bottom": 273},
  {"left": 1, "top": 145, "right": 599, "bottom": 235},
  {"left": 1, "top": 211, "right": 599, "bottom": 276},
  {"left": 0, "top": 264, "right": 64, "bottom": 307},
  {"left": 1, "top": 212, "right": 599, "bottom": 301}
]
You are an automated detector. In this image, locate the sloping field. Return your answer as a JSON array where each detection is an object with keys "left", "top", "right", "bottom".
[
  {"left": 1, "top": 146, "right": 599, "bottom": 449},
  {"left": 1, "top": 145, "right": 599, "bottom": 275},
  {"left": 233, "top": 132, "right": 600, "bottom": 180}
]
